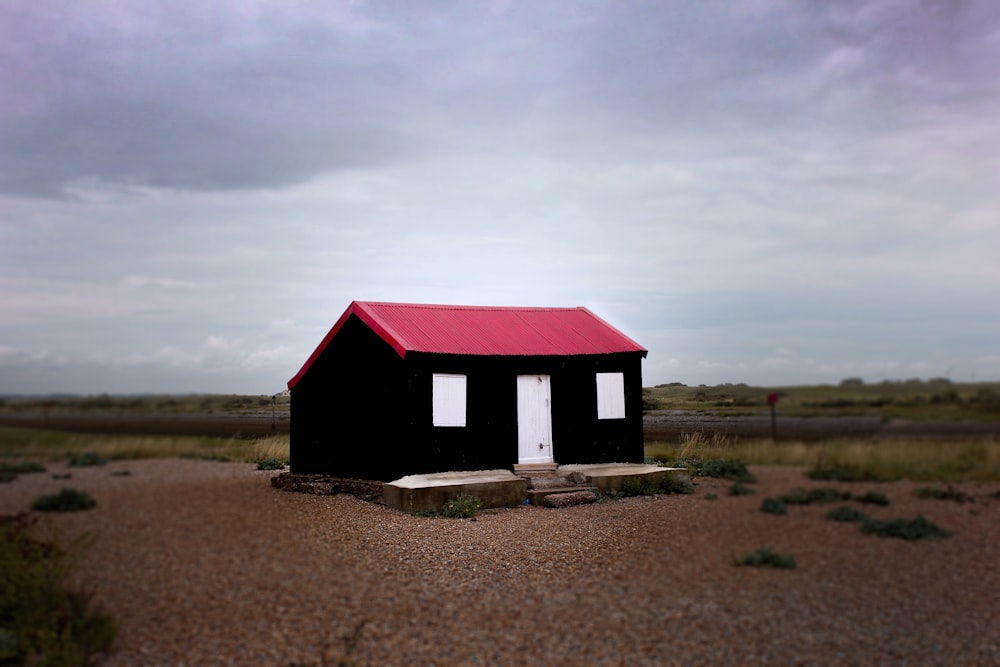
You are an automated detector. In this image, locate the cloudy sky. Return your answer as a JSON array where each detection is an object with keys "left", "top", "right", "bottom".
[{"left": 2, "top": 0, "right": 999, "bottom": 395}]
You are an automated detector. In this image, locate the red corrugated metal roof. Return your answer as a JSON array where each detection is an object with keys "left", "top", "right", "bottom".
[{"left": 288, "top": 301, "right": 646, "bottom": 389}]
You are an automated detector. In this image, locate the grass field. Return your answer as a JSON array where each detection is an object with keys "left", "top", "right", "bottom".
[
  {"left": 645, "top": 433, "right": 1000, "bottom": 482},
  {"left": 0, "top": 426, "right": 289, "bottom": 464},
  {"left": 644, "top": 378, "right": 1000, "bottom": 421}
]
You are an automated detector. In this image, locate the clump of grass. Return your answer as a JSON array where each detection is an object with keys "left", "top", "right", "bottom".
[
  {"left": 673, "top": 457, "right": 756, "bottom": 483},
  {"left": 441, "top": 493, "right": 482, "bottom": 518},
  {"left": 68, "top": 453, "right": 106, "bottom": 467},
  {"left": 0, "top": 514, "right": 116, "bottom": 665},
  {"left": 760, "top": 497, "right": 788, "bottom": 515},
  {"left": 854, "top": 491, "right": 889, "bottom": 506},
  {"left": 860, "top": 516, "right": 950, "bottom": 540},
  {"left": 255, "top": 457, "right": 287, "bottom": 471},
  {"left": 912, "top": 486, "right": 971, "bottom": 503},
  {"left": 413, "top": 508, "right": 440, "bottom": 517},
  {"left": 735, "top": 547, "right": 796, "bottom": 569},
  {"left": 179, "top": 451, "right": 231, "bottom": 463},
  {"left": 807, "top": 464, "right": 876, "bottom": 482},
  {"left": 826, "top": 505, "right": 869, "bottom": 523},
  {"left": 0, "top": 462, "right": 46, "bottom": 483},
  {"left": 728, "top": 481, "right": 755, "bottom": 496},
  {"left": 779, "top": 487, "right": 850, "bottom": 505},
  {"left": 31, "top": 489, "right": 96, "bottom": 512},
  {"left": 704, "top": 492, "right": 718, "bottom": 500},
  {"left": 239, "top": 435, "right": 290, "bottom": 464}
]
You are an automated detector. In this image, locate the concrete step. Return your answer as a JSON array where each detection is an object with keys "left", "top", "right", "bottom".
[
  {"left": 525, "top": 475, "right": 577, "bottom": 490},
  {"left": 526, "top": 485, "right": 597, "bottom": 506},
  {"left": 540, "top": 490, "right": 599, "bottom": 508},
  {"left": 513, "top": 462, "right": 559, "bottom": 478}
]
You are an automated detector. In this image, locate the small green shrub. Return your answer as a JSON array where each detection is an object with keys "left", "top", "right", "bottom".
[
  {"left": 68, "top": 453, "right": 106, "bottom": 468},
  {"left": 826, "top": 505, "right": 869, "bottom": 523},
  {"left": 598, "top": 489, "right": 626, "bottom": 502},
  {"left": 621, "top": 477, "right": 653, "bottom": 496},
  {"left": 179, "top": 451, "right": 231, "bottom": 462},
  {"left": 441, "top": 493, "right": 481, "bottom": 518},
  {"left": 760, "top": 497, "right": 788, "bottom": 515},
  {"left": 31, "top": 489, "right": 96, "bottom": 512},
  {"left": 661, "top": 474, "right": 695, "bottom": 495},
  {"left": 0, "top": 462, "right": 46, "bottom": 474},
  {"left": 704, "top": 492, "right": 718, "bottom": 500},
  {"left": 779, "top": 487, "right": 850, "bottom": 505},
  {"left": 619, "top": 474, "right": 694, "bottom": 498},
  {"left": 0, "top": 514, "right": 116, "bottom": 664},
  {"left": 912, "top": 486, "right": 970, "bottom": 503},
  {"left": 255, "top": 457, "right": 287, "bottom": 471},
  {"left": 735, "top": 547, "right": 796, "bottom": 569},
  {"left": 854, "top": 491, "right": 889, "bottom": 506},
  {"left": 699, "top": 459, "right": 757, "bottom": 483},
  {"left": 728, "top": 481, "right": 755, "bottom": 496},
  {"left": 860, "top": 516, "right": 950, "bottom": 540}
]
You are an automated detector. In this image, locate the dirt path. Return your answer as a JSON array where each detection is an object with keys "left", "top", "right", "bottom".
[{"left": 3, "top": 460, "right": 998, "bottom": 665}]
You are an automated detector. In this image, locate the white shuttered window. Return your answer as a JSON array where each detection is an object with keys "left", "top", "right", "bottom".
[
  {"left": 433, "top": 374, "right": 467, "bottom": 427},
  {"left": 596, "top": 372, "right": 626, "bottom": 419}
]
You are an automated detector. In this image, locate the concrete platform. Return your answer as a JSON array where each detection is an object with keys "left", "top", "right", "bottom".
[
  {"left": 383, "top": 469, "right": 527, "bottom": 514},
  {"left": 557, "top": 463, "right": 688, "bottom": 494},
  {"left": 382, "top": 463, "right": 689, "bottom": 513}
]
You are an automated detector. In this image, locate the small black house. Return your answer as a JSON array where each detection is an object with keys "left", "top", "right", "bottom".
[{"left": 287, "top": 301, "right": 647, "bottom": 481}]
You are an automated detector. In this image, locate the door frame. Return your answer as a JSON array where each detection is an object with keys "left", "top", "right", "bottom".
[{"left": 516, "top": 374, "right": 554, "bottom": 464}]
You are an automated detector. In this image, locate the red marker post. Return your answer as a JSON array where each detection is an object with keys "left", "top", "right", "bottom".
[{"left": 767, "top": 392, "right": 779, "bottom": 441}]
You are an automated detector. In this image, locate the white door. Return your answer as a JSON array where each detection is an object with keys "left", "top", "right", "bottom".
[{"left": 517, "top": 375, "right": 553, "bottom": 464}]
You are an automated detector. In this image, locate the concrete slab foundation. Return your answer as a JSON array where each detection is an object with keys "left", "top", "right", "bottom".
[
  {"left": 558, "top": 463, "right": 688, "bottom": 494},
  {"left": 383, "top": 469, "right": 527, "bottom": 514},
  {"left": 382, "top": 464, "right": 689, "bottom": 513}
]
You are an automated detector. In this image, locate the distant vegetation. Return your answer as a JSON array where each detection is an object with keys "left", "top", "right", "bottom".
[
  {"left": 0, "top": 393, "right": 290, "bottom": 418},
  {"left": 643, "top": 378, "right": 1000, "bottom": 422}
]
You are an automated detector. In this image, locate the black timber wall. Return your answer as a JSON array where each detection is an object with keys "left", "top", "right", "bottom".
[
  {"left": 290, "top": 316, "right": 645, "bottom": 481},
  {"left": 404, "top": 352, "right": 645, "bottom": 472},
  {"left": 290, "top": 315, "right": 411, "bottom": 480}
]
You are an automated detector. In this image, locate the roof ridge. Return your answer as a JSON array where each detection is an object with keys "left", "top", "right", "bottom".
[{"left": 358, "top": 301, "right": 583, "bottom": 311}]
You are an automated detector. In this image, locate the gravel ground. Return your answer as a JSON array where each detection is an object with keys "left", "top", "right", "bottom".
[{"left": 2, "top": 459, "right": 998, "bottom": 666}]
